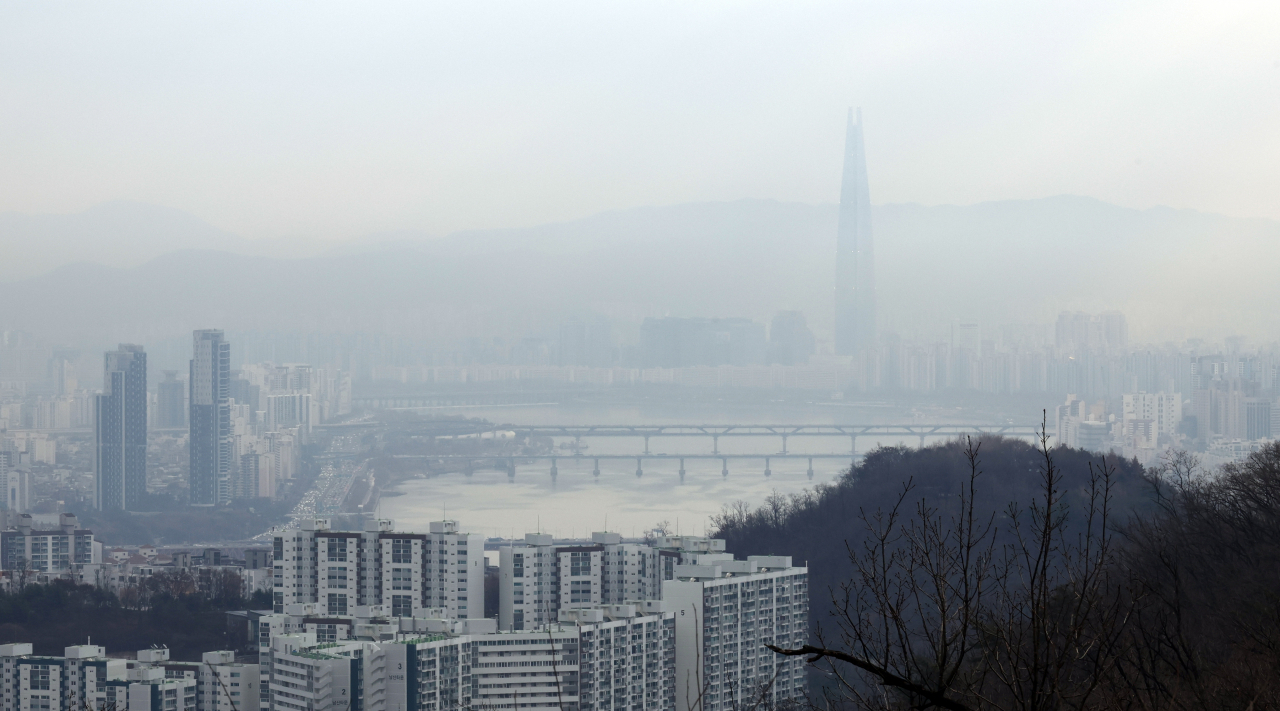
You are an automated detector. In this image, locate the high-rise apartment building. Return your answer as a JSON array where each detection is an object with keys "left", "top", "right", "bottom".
[
  {"left": 94, "top": 344, "right": 147, "bottom": 511},
  {"left": 835, "top": 108, "right": 876, "bottom": 356},
  {"left": 1122, "top": 392, "right": 1182, "bottom": 449},
  {"left": 663, "top": 555, "right": 809, "bottom": 711},
  {"left": 499, "top": 532, "right": 691, "bottom": 632},
  {"left": 156, "top": 370, "right": 186, "bottom": 429},
  {"left": 190, "top": 330, "right": 232, "bottom": 505},
  {"left": 0, "top": 514, "right": 98, "bottom": 575},
  {"left": 273, "top": 518, "right": 485, "bottom": 619},
  {"left": 264, "top": 605, "right": 675, "bottom": 711}
]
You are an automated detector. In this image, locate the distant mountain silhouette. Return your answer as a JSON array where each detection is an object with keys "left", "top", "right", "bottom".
[
  {"left": 0, "top": 200, "right": 314, "bottom": 281},
  {"left": 1, "top": 197, "right": 1276, "bottom": 349}
]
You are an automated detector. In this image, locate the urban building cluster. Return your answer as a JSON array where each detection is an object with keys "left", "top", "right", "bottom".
[
  {"left": 0, "top": 329, "right": 351, "bottom": 514},
  {"left": 0, "top": 643, "right": 257, "bottom": 711},
  {"left": 0, "top": 510, "right": 273, "bottom": 600},
  {"left": 1055, "top": 347, "right": 1280, "bottom": 467},
  {"left": 0, "top": 516, "right": 809, "bottom": 711},
  {"left": 255, "top": 517, "right": 807, "bottom": 711}
]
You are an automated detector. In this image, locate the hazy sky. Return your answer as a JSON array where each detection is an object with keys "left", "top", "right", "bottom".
[{"left": 1, "top": 2, "right": 1277, "bottom": 240}]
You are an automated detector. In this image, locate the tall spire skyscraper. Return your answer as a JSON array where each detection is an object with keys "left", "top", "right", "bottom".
[{"left": 834, "top": 107, "right": 876, "bottom": 356}]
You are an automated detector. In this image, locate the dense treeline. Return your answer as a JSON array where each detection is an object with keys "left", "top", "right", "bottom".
[
  {"left": 716, "top": 436, "right": 1280, "bottom": 710},
  {"left": 0, "top": 577, "right": 271, "bottom": 660}
]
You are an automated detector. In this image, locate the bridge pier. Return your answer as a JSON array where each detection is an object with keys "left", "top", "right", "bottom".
[
  {"left": 850, "top": 435, "right": 857, "bottom": 455},
  {"left": 712, "top": 435, "right": 719, "bottom": 455},
  {"left": 593, "top": 458, "right": 600, "bottom": 478},
  {"left": 918, "top": 434, "right": 926, "bottom": 449},
  {"left": 550, "top": 458, "right": 558, "bottom": 482},
  {"left": 781, "top": 435, "right": 788, "bottom": 455},
  {"left": 721, "top": 458, "right": 729, "bottom": 478},
  {"left": 635, "top": 457, "right": 644, "bottom": 478},
  {"left": 465, "top": 459, "right": 473, "bottom": 477},
  {"left": 679, "top": 458, "right": 686, "bottom": 483},
  {"left": 764, "top": 458, "right": 771, "bottom": 477},
  {"left": 507, "top": 458, "right": 516, "bottom": 481},
  {"left": 643, "top": 436, "right": 651, "bottom": 456},
  {"left": 807, "top": 457, "right": 814, "bottom": 479}
]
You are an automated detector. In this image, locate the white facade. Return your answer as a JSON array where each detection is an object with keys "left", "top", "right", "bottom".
[
  {"left": 499, "top": 532, "right": 697, "bottom": 632},
  {"left": 662, "top": 556, "right": 808, "bottom": 711},
  {"left": 0, "top": 514, "right": 98, "bottom": 576},
  {"left": 267, "top": 605, "right": 675, "bottom": 711},
  {"left": 274, "top": 518, "right": 484, "bottom": 619},
  {"left": 267, "top": 634, "right": 379, "bottom": 711},
  {"left": 0, "top": 643, "right": 199, "bottom": 711},
  {"left": 1122, "top": 392, "right": 1182, "bottom": 449}
]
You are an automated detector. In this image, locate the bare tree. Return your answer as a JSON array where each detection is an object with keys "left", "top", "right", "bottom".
[{"left": 768, "top": 421, "right": 1135, "bottom": 711}]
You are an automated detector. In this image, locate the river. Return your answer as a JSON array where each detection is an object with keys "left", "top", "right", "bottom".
[{"left": 374, "top": 398, "right": 997, "bottom": 539}]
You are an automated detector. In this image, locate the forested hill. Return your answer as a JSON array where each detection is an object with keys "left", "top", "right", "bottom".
[
  {"left": 716, "top": 437, "right": 1280, "bottom": 706},
  {"left": 711, "top": 437, "right": 1153, "bottom": 620}
]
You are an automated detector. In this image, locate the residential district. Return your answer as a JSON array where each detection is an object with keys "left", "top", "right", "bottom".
[{"left": 0, "top": 512, "right": 809, "bottom": 711}]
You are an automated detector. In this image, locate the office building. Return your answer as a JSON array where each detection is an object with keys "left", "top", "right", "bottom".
[
  {"left": 639, "top": 318, "right": 767, "bottom": 368},
  {"left": 190, "top": 330, "right": 232, "bottom": 505},
  {"left": 94, "top": 344, "right": 147, "bottom": 511},
  {"left": 663, "top": 555, "right": 809, "bottom": 711},
  {"left": 834, "top": 108, "right": 876, "bottom": 356},
  {"left": 768, "top": 311, "right": 816, "bottom": 366},
  {"left": 272, "top": 518, "right": 485, "bottom": 619}
]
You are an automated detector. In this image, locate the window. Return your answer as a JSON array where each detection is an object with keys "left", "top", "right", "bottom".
[
  {"left": 392, "top": 567, "right": 413, "bottom": 591},
  {"left": 29, "top": 665, "right": 51, "bottom": 690},
  {"left": 327, "top": 593, "right": 348, "bottom": 615},
  {"left": 513, "top": 554, "right": 524, "bottom": 577},
  {"left": 392, "top": 594, "right": 413, "bottom": 617},
  {"left": 392, "top": 539, "right": 413, "bottom": 564},
  {"left": 569, "top": 580, "right": 593, "bottom": 603},
  {"left": 327, "top": 567, "right": 348, "bottom": 589},
  {"left": 569, "top": 551, "right": 592, "bottom": 576},
  {"left": 326, "top": 538, "right": 347, "bottom": 562}
]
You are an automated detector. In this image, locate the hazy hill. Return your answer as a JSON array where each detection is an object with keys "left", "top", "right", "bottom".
[
  {"left": 0, "top": 201, "right": 317, "bottom": 280},
  {"left": 1, "top": 197, "right": 1277, "bottom": 350}
]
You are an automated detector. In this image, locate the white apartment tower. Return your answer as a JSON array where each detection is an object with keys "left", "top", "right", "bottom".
[
  {"left": 499, "top": 532, "right": 710, "bottom": 632},
  {"left": 1122, "top": 392, "right": 1183, "bottom": 449},
  {"left": 663, "top": 555, "right": 809, "bottom": 711},
  {"left": 267, "top": 605, "right": 676, "bottom": 711},
  {"left": 273, "top": 518, "right": 484, "bottom": 619}
]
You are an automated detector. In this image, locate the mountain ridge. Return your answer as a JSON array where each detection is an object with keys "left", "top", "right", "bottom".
[{"left": 2, "top": 196, "right": 1276, "bottom": 348}]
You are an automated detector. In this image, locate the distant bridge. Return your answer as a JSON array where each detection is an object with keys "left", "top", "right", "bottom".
[
  {"left": 508, "top": 423, "right": 1040, "bottom": 453},
  {"left": 391, "top": 453, "right": 858, "bottom": 480}
]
